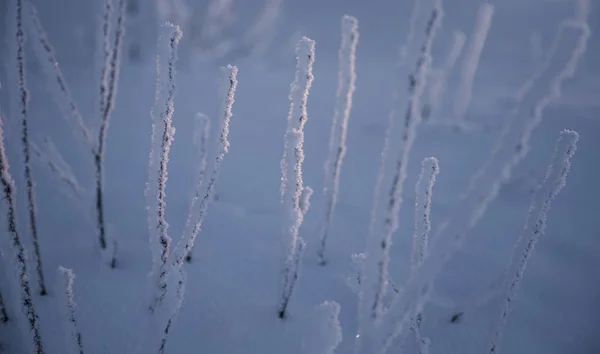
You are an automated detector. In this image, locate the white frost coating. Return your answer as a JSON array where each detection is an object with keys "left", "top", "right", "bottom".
[
  {"left": 360, "top": 0, "right": 443, "bottom": 332},
  {"left": 174, "top": 65, "right": 238, "bottom": 266},
  {"left": 397, "top": 158, "right": 439, "bottom": 354},
  {"left": 146, "top": 23, "right": 179, "bottom": 277},
  {"left": 278, "top": 37, "right": 315, "bottom": 318},
  {"left": 149, "top": 23, "right": 183, "bottom": 312},
  {"left": 280, "top": 37, "right": 315, "bottom": 202},
  {"left": 410, "top": 157, "right": 439, "bottom": 274},
  {"left": 302, "top": 301, "right": 343, "bottom": 354},
  {"left": 372, "top": 4, "right": 590, "bottom": 351},
  {"left": 319, "top": 15, "right": 359, "bottom": 263},
  {"left": 453, "top": 3, "right": 494, "bottom": 126},
  {"left": 299, "top": 185, "right": 314, "bottom": 216},
  {"left": 489, "top": 130, "right": 579, "bottom": 354},
  {"left": 58, "top": 267, "right": 84, "bottom": 354}
]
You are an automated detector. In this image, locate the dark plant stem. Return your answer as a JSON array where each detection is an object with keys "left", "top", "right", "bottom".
[
  {"left": 16, "top": 0, "right": 46, "bottom": 296},
  {"left": 96, "top": 0, "right": 126, "bottom": 251},
  {"left": 1, "top": 85, "right": 45, "bottom": 354}
]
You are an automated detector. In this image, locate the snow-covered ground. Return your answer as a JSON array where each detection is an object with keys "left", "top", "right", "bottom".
[{"left": 1, "top": 0, "right": 599, "bottom": 353}]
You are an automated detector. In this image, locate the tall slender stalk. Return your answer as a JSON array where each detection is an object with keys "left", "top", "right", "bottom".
[
  {"left": 0, "top": 79, "right": 45, "bottom": 353},
  {"left": 16, "top": 0, "right": 46, "bottom": 296},
  {"left": 95, "top": 0, "right": 126, "bottom": 250}
]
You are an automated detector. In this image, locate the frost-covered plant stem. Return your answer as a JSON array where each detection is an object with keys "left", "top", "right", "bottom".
[
  {"left": 318, "top": 15, "right": 359, "bottom": 265},
  {"left": 400, "top": 157, "right": 439, "bottom": 352},
  {"left": 149, "top": 23, "right": 182, "bottom": 313},
  {"left": 369, "top": 4, "right": 590, "bottom": 351},
  {"left": 157, "top": 66, "right": 238, "bottom": 353},
  {"left": 16, "top": 0, "right": 47, "bottom": 296},
  {"left": 360, "top": 1, "right": 443, "bottom": 327},
  {"left": 0, "top": 81, "right": 45, "bottom": 353},
  {"left": 411, "top": 157, "right": 439, "bottom": 273},
  {"left": 278, "top": 37, "right": 316, "bottom": 319},
  {"left": 58, "top": 267, "right": 85, "bottom": 354},
  {"left": 183, "top": 113, "right": 210, "bottom": 263},
  {"left": 489, "top": 130, "right": 579, "bottom": 354},
  {"left": 95, "top": 0, "right": 126, "bottom": 251}
]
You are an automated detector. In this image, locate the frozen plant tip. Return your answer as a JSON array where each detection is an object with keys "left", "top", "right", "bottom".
[
  {"left": 58, "top": 267, "right": 85, "bottom": 354},
  {"left": 16, "top": 0, "right": 47, "bottom": 296},
  {"left": 361, "top": 0, "right": 443, "bottom": 328},
  {"left": 0, "top": 80, "right": 45, "bottom": 353},
  {"left": 489, "top": 130, "right": 579, "bottom": 354},
  {"left": 319, "top": 15, "right": 359, "bottom": 265},
  {"left": 149, "top": 23, "right": 183, "bottom": 313},
  {"left": 278, "top": 37, "right": 315, "bottom": 319}
]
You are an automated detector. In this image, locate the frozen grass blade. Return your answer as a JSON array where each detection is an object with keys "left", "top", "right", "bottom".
[
  {"left": 488, "top": 130, "right": 578, "bottom": 353},
  {"left": 318, "top": 15, "right": 359, "bottom": 265},
  {"left": 16, "top": 0, "right": 46, "bottom": 296},
  {"left": 397, "top": 157, "right": 439, "bottom": 353},
  {"left": 360, "top": 1, "right": 443, "bottom": 329},
  {"left": 58, "top": 267, "right": 85, "bottom": 354},
  {"left": 0, "top": 80, "right": 44, "bottom": 353},
  {"left": 95, "top": 0, "right": 126, "bottom": 251},
  {"left": 411, "top": 157, "right": 439, "bottom": 274},
  {"left": 149, "top": 23, "right": 183, "bottom": 313},
  {"left": 99, "top": 0, "right": 113, "bottom": 126},
  {"left": 278, "top": 37, "right": 316, "bottom": 319},
  {"left": 299, "top": 185, "right": 314, "bottom": 216},
  {"left": 453, "top": 3, "right": 494, "bottom": 126}
]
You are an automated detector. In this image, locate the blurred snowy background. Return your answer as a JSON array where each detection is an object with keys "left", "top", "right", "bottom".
[{"left": 0, "top": 0, "right": 599, "bottom": 353}]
